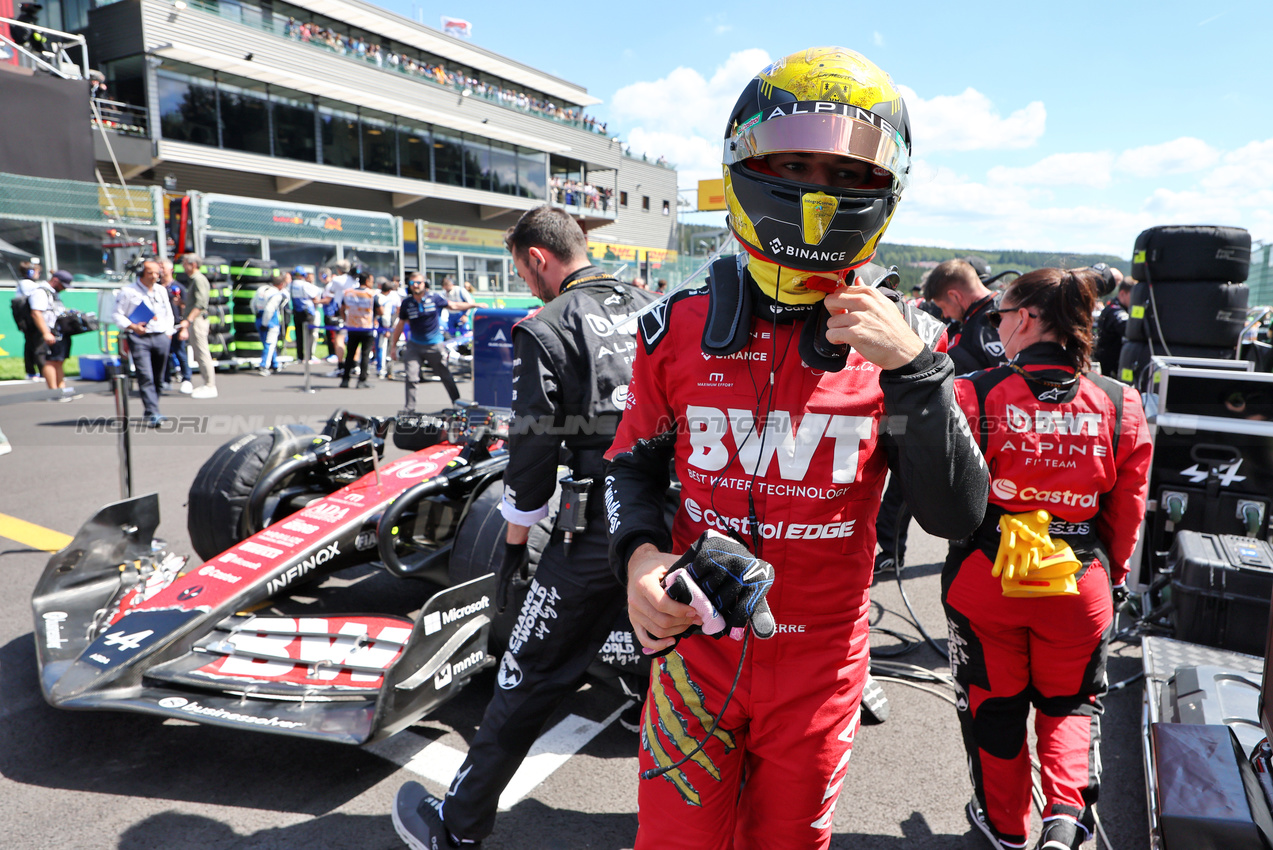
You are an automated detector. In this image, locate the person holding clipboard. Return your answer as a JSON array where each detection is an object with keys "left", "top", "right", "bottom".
[{"left": 112, "top": 259, "right": 176, "bottom": 427}]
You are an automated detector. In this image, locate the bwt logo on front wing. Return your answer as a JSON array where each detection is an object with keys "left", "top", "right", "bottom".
[
  {"left": 990, "top": 478, "right": 1098, "bottom": 508},
  {"left": 684, "top": 498, "right": 856, "bottom": 540},
  {"left": 686, "top": 406, "right": 873, "bottom": 483}
]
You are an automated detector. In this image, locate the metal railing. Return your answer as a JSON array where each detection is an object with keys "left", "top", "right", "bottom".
[
  {"left": 180, "top": 0, "right": 613, "bottom": 138},
  {"left": 0, "top": 16, "right": 88, "bottom": 79},
  {"left": 91, "top": 98, "right": 149, "bottom": 138}
]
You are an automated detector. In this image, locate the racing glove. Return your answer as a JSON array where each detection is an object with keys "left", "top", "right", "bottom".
[
  {"left": 1111, "top": 582, "right": 1131, "bottom": 613},
  {"left": 496, "top": 542, "right": 528, "bottom": 613},
  {"left": 672, "top": 530, "right": 776, "bottom": 639}
]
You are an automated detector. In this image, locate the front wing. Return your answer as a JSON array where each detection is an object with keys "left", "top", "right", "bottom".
[{"left": 32, "top": 493, "right": 495, "bottom": 745}]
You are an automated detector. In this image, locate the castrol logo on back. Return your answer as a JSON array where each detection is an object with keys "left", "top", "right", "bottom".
[
  {"left": 991, "top": 478, "right": 1018, "bottom": 500},
  {"left": 991, "top": 477, "right": 1098, "bottom": 508}
]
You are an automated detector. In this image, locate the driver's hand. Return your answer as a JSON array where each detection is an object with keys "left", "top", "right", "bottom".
[
  {"left": 823, "top": 283, "right": 924, "bottom": 370},
  {"left": 627, "top": 543, "right": 700, "bottom": 654}
]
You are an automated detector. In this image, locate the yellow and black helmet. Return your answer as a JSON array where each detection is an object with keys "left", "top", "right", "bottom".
[{"left": 723, "top": 47, "right": 911, "bottom": 277}]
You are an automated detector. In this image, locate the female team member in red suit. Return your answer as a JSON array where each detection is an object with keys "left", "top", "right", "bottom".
[{"left": 944, "top": 268, "right": 1151, "bottom": 850}]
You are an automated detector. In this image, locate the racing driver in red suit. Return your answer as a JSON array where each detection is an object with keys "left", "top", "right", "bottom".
[
  {"left": 603, "top": 47, "right": 990, "bottom": 849},
  {"left": 943, "top": 268, "right": 1151, "bottom": 850}
]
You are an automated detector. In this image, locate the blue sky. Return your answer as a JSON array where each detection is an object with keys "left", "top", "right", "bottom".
[{"left": 386, "top": 1, "right": 1272, "bottom": 258}]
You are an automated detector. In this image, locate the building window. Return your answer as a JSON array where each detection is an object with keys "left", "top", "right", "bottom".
[
  {"left": 361, "top": 114, "right": 398, "bottom": 176},
  {"left": 517, "top": 148, "right": 547, "bottom": 200},
  {"left": 463, "top": 135, "right": 492, "bottom": 192},
  {"left": 399, "top": 124, "right": 432, "bottom": 182},
  {"left": 662, "top": 200, "right": 670, "bottom": 216},
  {"left": 489, "top": 140, "right": 518, "bottom": 196},
  {"left": 433, "top": 130, "right": 464, "bottom": 187},
  {"left": 272, "top": 93, "right": 316, "bottom": 162},
  {"left": 642, "top": 196, "right": 650, "bottom": 212},
  {"left": 157, "top": 72, "right": 219, "bottom": 148},
  {"left": 319, "top": 106, "right": 360, "bottom": 170},
  {"left": 218, "top": 81, "right": 272, "bottom": 157},
  {"left": 619, "top": 191, "right": 628, "bottom": 208}
]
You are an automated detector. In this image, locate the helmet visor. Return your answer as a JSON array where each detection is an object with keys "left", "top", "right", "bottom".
[{"left": 725, "top": 109, "right": 909, "bottom": 191}]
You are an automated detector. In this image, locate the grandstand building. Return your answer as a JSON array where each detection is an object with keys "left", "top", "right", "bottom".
[{"left": 12, "top": 0, "right": 679, "bottom": 292}]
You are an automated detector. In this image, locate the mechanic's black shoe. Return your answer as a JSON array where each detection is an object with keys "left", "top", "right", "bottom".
[
  {"left": 339, "top": 380, "right": 350, "bottom": 388},
  {"left": 618, "top": 700, "right": 644, "bottom": 733},
  {"left": 966, "top": 798, "right": 1010, "bottom": 850},
  {"left": 1036, "top": 817, "right": 1084, "bottom": 850},
  {"left": 393, "top": 782, "right": 479, "bottom": 849},
  {"left": 874, "top": 551, "right": 896, "bottom": 575},
  {"left": 356, "top": 380, "right": 371, "bottom": 389}
]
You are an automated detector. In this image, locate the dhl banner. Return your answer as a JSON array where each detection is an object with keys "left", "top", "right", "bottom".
[
  {"left": 588, "top": 244, "right": 677, "bottom": 269},
  {"left": 412, "top": 222, "right": 508, "bottom": 250},
  {"left": 698, "top": 179, "right": 726, "bottom": 211},
  {"left": 407, "top": 222, "right": 677, "bottom": 267}
]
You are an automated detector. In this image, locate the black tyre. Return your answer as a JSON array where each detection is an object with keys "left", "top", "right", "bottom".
[
  {"left": 1117, "top": 339, "right": 1235, "bottom": 388},
  {"left": 201, "top": 256, "right": 229, "bottom": 284},
  {"left": 1127, "top": 281, "right": 1248, "bottom": 347},
  {"left": 1132, "top": 225, "right": 1251, "bottom": 283},
  {"left": 448, "top": 482, "right": 517, "bottom": 650},
  {"left": 187, "top": 424, "right": 315, "bottom": 561},
  {"left": 448, "top": 481, "right": 556, "bottom": 653},
  {"left": 209, "top": 331, "right": 233, "bottom": 360},
  {"left": 207, "top": 284, "right": 233, "bottom": 307},
  {"left": 229, "top": 259, "right": 279, "bottom": 285}
]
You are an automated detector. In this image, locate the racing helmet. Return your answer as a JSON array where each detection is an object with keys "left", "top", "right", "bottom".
[{"left": 723, "top": 47, "right": 912, "bottom": 277}]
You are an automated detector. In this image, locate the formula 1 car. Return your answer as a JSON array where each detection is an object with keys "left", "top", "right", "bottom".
[{"left": 31, "top": 407, "right": 648, "bottom": 745}]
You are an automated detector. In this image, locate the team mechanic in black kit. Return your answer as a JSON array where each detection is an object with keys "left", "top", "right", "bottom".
[{"left": 394, "top": 206, "right": 658, "bottom": 848}]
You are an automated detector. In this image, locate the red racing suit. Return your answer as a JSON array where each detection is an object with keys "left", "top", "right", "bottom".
[
  {"left": 942, "top": 341, "right": 1151, "bottom": 847},
  {"left": 604, "top": 261, "right": 989, "bottom": 849}
]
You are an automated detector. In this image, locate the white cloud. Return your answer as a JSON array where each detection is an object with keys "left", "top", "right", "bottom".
[
  {"left": 610, "top": 49, "right": 770, "bottom": 189},
  {"left": 610, "top": 49, "right": 769, "bottom": 137},
  {"left": 898, "top": 85, "right": 1046, "bottom": 153},
  {"left": 1115, "top": 137, "right": 1219, "bottom": 177},
  {"left": 888, "top": 139, "right": 1273, "bottom": 255},
  {"left": 873, "top": 31, "right": 884, "bottom": 47},
  {"left": 1202, "top": 138, "right": 1273, "bottom": 192},
  {"left": 987, "top": 152, "right": 1114, "bottom": 189}
]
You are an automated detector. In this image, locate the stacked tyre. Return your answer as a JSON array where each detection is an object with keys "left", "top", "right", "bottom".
[
  {"left": 1118, "top": 225, "right": 1251, "bottom": 386},
  {"left": 201, "top": 256, "right": 234, "bottom": 362},
  {"left": 228, "top": 259, "right": 279, "bottom": 360}
]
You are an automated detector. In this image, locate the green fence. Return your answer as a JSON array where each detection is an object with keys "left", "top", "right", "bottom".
[
  {"left": 0, "top": 288, "right": 112, "bottom": 360},
  {"left": 1250, "top": 243, "right": 1272, "bottom": 308}
]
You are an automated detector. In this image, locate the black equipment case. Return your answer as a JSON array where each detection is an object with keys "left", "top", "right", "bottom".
[{"left": 1169, "top": 532, "right": 1273, "bottom": 656}]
